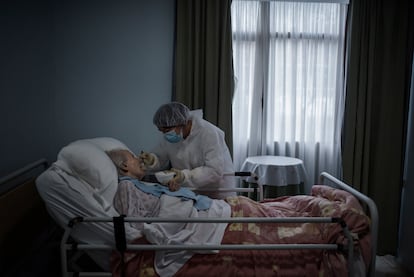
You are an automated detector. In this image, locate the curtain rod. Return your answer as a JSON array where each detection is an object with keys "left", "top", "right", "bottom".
[{"left": 235, "top": 0, "right": 349, "bottom": 4}]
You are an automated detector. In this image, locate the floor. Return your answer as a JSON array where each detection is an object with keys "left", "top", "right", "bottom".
[
  {"left": 5, "top": 254, "right": 414, "bottom": 277},
  {"left": 376, "top": 255, "right": 414, "bottom": 277}
]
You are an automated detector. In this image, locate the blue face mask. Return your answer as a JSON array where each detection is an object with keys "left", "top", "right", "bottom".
[{"left": 164, "top": 129, "right": 183, "bottom": 143}]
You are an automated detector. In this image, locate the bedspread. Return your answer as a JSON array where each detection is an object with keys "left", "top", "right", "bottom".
[{"left": 111, "top": 185, "right": 372, "bottom": 277}]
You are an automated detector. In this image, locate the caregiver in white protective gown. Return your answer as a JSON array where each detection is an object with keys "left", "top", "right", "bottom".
[{"left": 139, "top": 102, "right": 236, "bottom": 199}]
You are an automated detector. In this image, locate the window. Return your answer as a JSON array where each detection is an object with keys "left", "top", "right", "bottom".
[{"left": 231, "top": 0, "right": 348, "bottom": 190}]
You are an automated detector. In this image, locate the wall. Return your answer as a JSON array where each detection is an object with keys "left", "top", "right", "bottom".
[
  {"left": 0, "top": 0, "right": 175, "bottom": 177},
  {"left": 0, "top": 0, "right": 55, "bottom": 177}
]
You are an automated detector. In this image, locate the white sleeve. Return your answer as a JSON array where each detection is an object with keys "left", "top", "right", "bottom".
[{"left": 181, "top": 128, "right": 230, "bottom": 189}]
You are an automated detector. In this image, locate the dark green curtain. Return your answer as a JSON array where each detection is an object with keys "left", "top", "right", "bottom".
[
  {"left": 343, "top": 0, "right": 414, "bottom": 255},
  {"left": 173, "top": 0, "right": 234, "bottom": 151}
]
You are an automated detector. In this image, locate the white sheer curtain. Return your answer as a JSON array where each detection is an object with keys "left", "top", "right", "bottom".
[{"left": 231, "top": 0, "right": 348, "bottom": 192}]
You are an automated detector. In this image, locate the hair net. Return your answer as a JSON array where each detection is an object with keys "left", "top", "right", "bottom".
[{"left": 153, "top": 102, "right": 190, "bottom": 128}]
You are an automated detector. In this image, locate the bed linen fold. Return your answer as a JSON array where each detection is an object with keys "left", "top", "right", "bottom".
[{"left": 143, "top": 195, "right": 230, "bottom": 277}]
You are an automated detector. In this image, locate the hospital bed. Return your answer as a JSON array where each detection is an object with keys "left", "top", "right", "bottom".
[{"left": 32, "top": 137, "right": 378, "bottom": 277}]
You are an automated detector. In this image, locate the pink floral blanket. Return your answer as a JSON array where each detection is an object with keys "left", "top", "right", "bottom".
[{"left": 111, "top": 185, "right": 372, "bottom": 277}]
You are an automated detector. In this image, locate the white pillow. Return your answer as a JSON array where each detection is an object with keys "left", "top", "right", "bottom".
[
  {"left": 55, "top": 137, "right": 129, "bottom": 210},
  {"left": 56, "top": 137, "right": 130, "bottom": 196},
  {"left": 57, "top": 141, "right": 116, "bottom": 191},
  {"left": 84, "top": 137, "right": 130, "bottom": 152}
]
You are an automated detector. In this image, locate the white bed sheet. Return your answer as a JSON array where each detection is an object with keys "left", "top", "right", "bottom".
[
  {"left": 143, "top": 194, "right": 231, "bottom": 277},
  {"left": 36, "top": 165, "right": 141, "bottom": 270}
]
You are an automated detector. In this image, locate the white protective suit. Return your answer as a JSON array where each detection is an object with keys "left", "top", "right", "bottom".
[{"left": 149, "top": 113, "right": 236, "bottom": 199}]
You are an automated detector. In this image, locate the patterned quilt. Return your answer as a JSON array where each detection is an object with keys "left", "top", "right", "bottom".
[{"left": 111, "top": 185, "right": 372, "bottom": 277}]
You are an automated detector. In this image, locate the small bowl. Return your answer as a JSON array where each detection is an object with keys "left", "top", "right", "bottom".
[{"left": 154, "top": 171, "right": 175, "bottom": 184}]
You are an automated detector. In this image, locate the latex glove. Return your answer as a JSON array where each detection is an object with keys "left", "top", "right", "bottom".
[
  {"left": 139, "top": 151, "right": 155, "bottom": 167},
  {"left": 167, "top": 168, "right": 185, "bottom": 191},
  {"left": 170, "top": 168, "right": 185, "bottom": 184}
]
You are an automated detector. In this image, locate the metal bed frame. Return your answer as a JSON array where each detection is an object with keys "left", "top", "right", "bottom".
[
  {"left": 0, "top": 162, "right": 378, "bottom": 277},
  {"left": 319, "top": 172, "right": 378, "bottom": 277},
  {"left": 0, "top": 159, "right": 49, "bottom": 195},
  {"left": 59, "top": 172, "right": 378, "bottom": 277},
  {"left": 61, "top": 216, "right": 355, "bottom": 277},
  {"left": 0, "top": 159, "right": 51, "bottom": 276}
]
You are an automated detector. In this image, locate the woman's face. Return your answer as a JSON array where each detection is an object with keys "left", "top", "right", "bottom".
[
  {"left": 157, "top": 120, "right": 192, "bottom": 139},
  {"left": 158, "top": 125, "right": 183, "bottom": 134},
  {"left": 123, "top": 151, "right": 145, "bottom": 179}
]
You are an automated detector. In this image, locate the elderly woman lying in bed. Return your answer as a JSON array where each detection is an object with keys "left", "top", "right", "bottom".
[
  {"left": 106, "top": 149, "right": 372, "bottom": 277},
  {"left": 106, "top": 149, "right": 230, "bottom": 229},
  {"left": 106, "top": 149, "right": 231, "bottom": 276}
]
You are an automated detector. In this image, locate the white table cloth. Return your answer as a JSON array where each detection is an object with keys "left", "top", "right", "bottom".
[{"left": 240, "top": 156, "right": 307, "bottom": 187}]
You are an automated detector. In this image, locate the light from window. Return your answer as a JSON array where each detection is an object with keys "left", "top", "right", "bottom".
[{"left": 231, "top": 0, "right": 347, "bottom": 186}]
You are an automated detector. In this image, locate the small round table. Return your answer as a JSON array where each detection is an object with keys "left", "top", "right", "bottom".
[{"left": 240, "top": 155, "right": 307, "bottom": 198}]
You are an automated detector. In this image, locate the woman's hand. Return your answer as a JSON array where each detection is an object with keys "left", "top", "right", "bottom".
[
  {"left": 167, "top": 168, "right": 185, "bottom": 191},
  {"left": 167, "top": 180, "right": 181, "bottom": 191},
  {"left": 139, "top": 151, "right": 155, "bottom": 168}
]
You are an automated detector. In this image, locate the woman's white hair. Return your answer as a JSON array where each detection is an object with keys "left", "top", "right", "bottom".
[{"left": 106, "top": 148, "right": 130, "bottom": 175}]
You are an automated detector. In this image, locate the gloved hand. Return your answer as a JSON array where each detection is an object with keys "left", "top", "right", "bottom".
[
  {"left": 167, "top": 168, "right": 185, "bottom": 191},
  {"left": 139, "top": 151, "right": 155, "bottom": 167},
  {"left": 170, "top": 168, "right": 185, "bottom": 184}
]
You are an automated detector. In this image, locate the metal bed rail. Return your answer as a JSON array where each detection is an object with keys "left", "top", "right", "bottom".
[
  {"left": 319, "top": 172, "right": 378, "bottom": 277},
  {"left": 208, "top": 171, "right": 264, "bottom": 201},
  {"left": 0, "top": 158, "right": 49, "bottom": 195},
  {"left": 61, "top": 215, "right": 355, "bottom": 277},
  {"left": 145, "top": 171, "right": 263, "bottom": 200}
]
